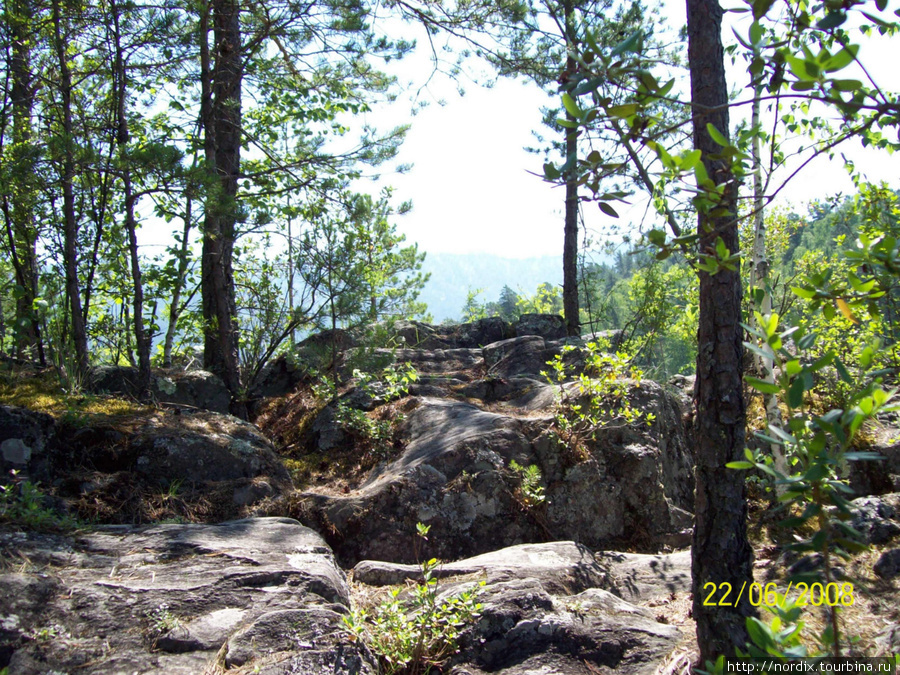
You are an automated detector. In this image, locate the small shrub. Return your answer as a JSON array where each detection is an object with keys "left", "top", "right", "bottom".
[
  {"left": 342, "top": 524, "right": 484, "bottom": 674},
  {"left": 0, "top": 471, "right": 79, "bottom": 532},
  {"left": 543, "top": 338, "right": 655, "bottom": 447},
  {"left": 508, "top": 460, "right": 547, "bottom": 509}
]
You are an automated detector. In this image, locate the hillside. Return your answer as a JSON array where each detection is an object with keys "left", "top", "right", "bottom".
[{"left": 418, "top": 252, "right": 563, "bottom": 321}]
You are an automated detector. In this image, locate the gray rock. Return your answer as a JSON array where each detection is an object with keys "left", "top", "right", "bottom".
[
  {"left": 87, "top": 366, "right": 231, "bottom": 414},
  {"left": 595, "top": 550, "right": 692, "bottom": 603},
  {"left": 458, "top": 584, "right": 679, "bottom": 675},
  {"left": 250, "top": 354, "right": 307, "bottom": 402},
  {"left": 353, "top": 541, "right": 681, "bottom": 675},
  {"left": 0, "top": 518, "right": 368, "bottom": 674},
  {"left": 849, "top": 494, "right": 900, "bottom": 545},
  {"left": 297, "top": 380, "right": 694, "bottom": 566},
  {"left": 874, "top": 548, "right": 900, "bottom": 579},
  {"left": 393, "top": 318, "right": 514, "bottom": 350},
  {"left": 130, "top": 411, "right": 291, "bottom": 490},
  {"left": 848, "top": 425, "right": 900, "bottom": 496},
  {"left": 354, "top": 541, "right": 608, "bottom": 594},
  {"left": 515, "top": 313, "right": 567, "bottom": 340},
  {"left": 483, "top": 335, "right": 553, "bottom": 379},
  {"left": 0, "top": 405, "right": 56, "bottom": 478},
  {"left": 1, "top": 438, "right": 30, "bottom": 465}
]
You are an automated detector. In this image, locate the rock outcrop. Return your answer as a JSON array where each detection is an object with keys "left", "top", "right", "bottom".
[
  {"left": 352, "top": 541, "right": 683, "bottom": 675},
  {"left": 288, "top": 333, "right": 694, "bottom": 566},
  {"left": 0, "top": 521, "right": 687, "bottom": 675},
  {"left": 0, "top": 517, "right": 376, "bottom": 674},
  {"left": 87, "top": 365, "right": 231, "bottom": 414},
  {"left": 1, "top": 404, "right": 291, "bottom": 522}
]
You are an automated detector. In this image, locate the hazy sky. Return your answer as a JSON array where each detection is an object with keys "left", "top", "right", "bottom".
[{"left": 357, "top": 5, "right": 900, "bottom": 260}]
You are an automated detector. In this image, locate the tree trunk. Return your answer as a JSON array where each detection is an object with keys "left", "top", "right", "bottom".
[
  {"left": 51, "top": 0, "right": 89, "bottom": 380},
  {"left": 562, "top": 0, "right": 579, "bottom": 336},
  {"left": 5, "top": 0, "right": 44, "bottom": 365},
  {"left": 201, "top": 0, "right": 244, "bottom": 415},
  {"left": 111, "top": 0, "right": 151, "bottom": 396},
  {"left": 749, "top": 88, "right": 788, "bottom": 483},
  {"left": 163, "top": 194, "right": 195, "bottom": 367},
  {"left": 687, "top": 0, "right": 754, "bottom": 661}
]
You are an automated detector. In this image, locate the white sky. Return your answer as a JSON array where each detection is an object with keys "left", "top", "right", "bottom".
[{"left": 353, "top": 2, "right": 900, "bottom": 260}]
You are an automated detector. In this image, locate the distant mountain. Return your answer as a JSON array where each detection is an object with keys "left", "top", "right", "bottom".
[{"left": 417, "top": 252, "right": 563, "bottom": 322}]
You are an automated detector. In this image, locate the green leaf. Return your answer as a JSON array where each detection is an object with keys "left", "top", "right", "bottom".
[
  {"left": 823, "top": 45, "right": 859, "bottom": 72},
  {"left": 561, "top": 93, "right": 581, "bottom": 119},
  {"left": 749, "top": 21, "right": 764, "bottom": 46},
  {"left": 791, "top": 286, "right": 816, "bottom": 299},
  {"left": 746, "top": 617, "right": 776, "bottom": 649},
  {"left": 599, "top": 202, "right": 620, "bottom": 218},
  {"left": 832, "top": 79, "right": 863, "bottom": 92},
  {"left": 681, "top": 149, "right": 702, "bottom": 170},
  {"left": 746, "top": 376, "right": 781, "bottom": 394},
  {"left": 787, "top": 376, "right": 806, "bottom": 408},
  {"left": 751, "top": 0, "right": 776, "bottom": 20},
  {"left": 611, "top": 31, "right": 643, "bottom": 57},
  {"left": 817, "top": 11, "right": 847, "bottom": 29},
  {"left": 608, "top": 104, "right": 638, "bottom": 118},
  {"left": 726, "top": 461, "right": 755, "bottom": 469},
  {"left": 706, "top": 123, "right": 729, "bottom": 147},
  {"left": 647, "top": 229, "right": 667, "bottom": 246},
  {"left": 543, "top": 163, "right": 560, "bottom": 181}
]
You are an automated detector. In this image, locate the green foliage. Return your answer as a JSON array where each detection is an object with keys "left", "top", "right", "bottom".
[
  {"left": 508, "top": 460, "right": 547, "bottom": 508},
  {"left": 543, "top": 338, "right": 655, "bottom": 445},
  {"left": 333, "top": 403, "right": 396, "bottom": 457},
  {"left": 0, "top": 472, "right": 79, "bottom": 532},
  {"left": 516, "top": 282, "right": 563, "bottom": 316},
  {"left": 146, "top": 603, "right": 181, "bottom": 643},
  {"left": 342, "top": 524, "right": 484, "bottom": 675},
  {"left": 323, "top": 360, "right": 419, "bottom": 459},
  {"left": 740, "top": 304, "right": 897, "bottom": 654}
]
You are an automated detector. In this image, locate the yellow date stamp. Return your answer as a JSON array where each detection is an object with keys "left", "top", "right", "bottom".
[{"left": 702, "top": 581, "right": 855, "bottom": 607}]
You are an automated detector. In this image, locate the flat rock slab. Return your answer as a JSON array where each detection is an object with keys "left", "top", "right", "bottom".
[
  {"left": 352, "top": 541, "right": 681, "bottom": 675},
  {"left": 595, "top": 550, "right": 692, "bottom": 603},
  {"left": 354, "top": 541, "right": 608, "bottom": 595},
  {"left": 0, "top": 517, "right": 376, "bottom": 674}
]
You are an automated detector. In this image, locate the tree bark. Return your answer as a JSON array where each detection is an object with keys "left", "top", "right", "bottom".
[
  {"left": 749, "top": 88, "right": 788, "bottom": 483},
  {"left": 111, "top": 0, "right": 151, "bottom": 396},
  {"left": 5, "top": 0, "right": 44, "bottom": 364},
  {"left": 51, "top": 0, "right": 89, "bottom": 380},
  {"left": 687, "top": 0, "right": 754, "bottom": 661},
  {"left": 201, "top": 0, "right": 245, "bottom": 415},
  {"left": 562, "top": 0, "right": 579, "bottom": 337}
]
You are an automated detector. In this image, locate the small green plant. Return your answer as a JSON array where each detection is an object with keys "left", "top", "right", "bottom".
[
  {"left": 352, "top": 360, "right": 419, "bottom": 402},
  {"left": 29, "top": 623, "right": 68, "bottom": 642},
  {"left": 508, "top": 460, "right": 547, "bottom": 509},
  {"left": 342, "top": 524, "right": 484, "bottom": 675},
  {"left": 543, "top": 338, "right": 655, "bottom": 446},
  {"left": 0, "top": 471, "right": 79, "bottom": 531},
  {"left": 146, "top": 603, "right": 180, "bottom": 639},
  {"left": 334, "top": 402, "right": 397, "bottom": 458}
]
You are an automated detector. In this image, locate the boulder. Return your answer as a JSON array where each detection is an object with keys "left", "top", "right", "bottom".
[
  {"left": 353, "top": 541, "right": 681, "bottom": 675},
  {"left": 0, "top": 518, "right": 377, "bottom": 674},
  {"left": 874, "top": 549, "right": 900, "bottom": 579},
  {"left": 515, "top": 313, "right": 567, "bottom": 340},
  {"left": 294, "top": 381, "right": 694, "bottom": 566},
  {"left": 0, "top": 405, "right": 57, "bottom": 481},
  {"left": 394, "top": 318, "right": 514, "bottom": 350},
  {"left": 250, "top": 354, "right": 308, "bottom": 403},
  {"left": 849, "top": 494, "right": 900, "bottom": 545},
  {"left": 850, "top": 426, "right": 900, "bottom": 496},
  {"left": 87, "top": 365, "right": 231, "bottom": 414},
  {"left": 130, "top": 410, "right": 291, "bottom": 489}
]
